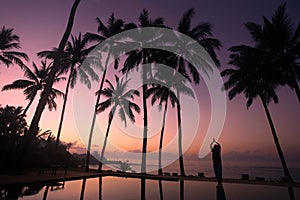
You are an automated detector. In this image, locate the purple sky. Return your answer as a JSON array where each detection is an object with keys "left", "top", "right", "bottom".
[{"left": 0, "top": 0, "right": 300, "bottom": 162}]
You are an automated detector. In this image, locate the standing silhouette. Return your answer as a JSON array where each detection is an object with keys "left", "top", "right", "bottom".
[{"left": 210, "top": 139, "right": 226, "bottom": 200}]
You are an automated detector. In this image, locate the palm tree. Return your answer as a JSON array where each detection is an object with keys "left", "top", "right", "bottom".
[
  {"left": 28, "top": 0, "right": 81, "bottom": 139},
  {"left": 146, "top": 82, "right": 178, "bottom": 200},
  {"left": 38, "top": 33, "right": 99, "bottom": 147},
  {"left": 2, "top": 60, "right": 64, "bottom": 116},
  {"left": 96, "top": 75, "right": 140, "bottom": 171},
  {"left": 173, "top": 8, "right": 221, "bottom": 176},
  {"left": 221, "top": 45, "right": 295, "bottom": 199},
  {"left": 120, "top": 11, "right": 165, "bottom": 200},
  {"left": 146, "top": 83, "right": 178, "bottom": 175},
  {"left": 121, "top": 8, "right": 165, "bottom": 174},
  {"left": 245, "top": 3, "right": 300, "bottom": 102},
  {"left": 0, "top": 26, "right": 28, "bottom": 68},
  {"left": 84, "top": 13, "right": 126, "bottom": 171}
]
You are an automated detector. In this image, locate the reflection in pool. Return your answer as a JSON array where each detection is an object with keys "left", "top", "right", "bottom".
[{"left": 2, "top": 176, "right": 299, "bottom": 200}]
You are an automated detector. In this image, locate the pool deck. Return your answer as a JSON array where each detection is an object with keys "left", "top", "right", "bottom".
[{"left": 0, "top": 169, "right": 299, "bottom": 188}]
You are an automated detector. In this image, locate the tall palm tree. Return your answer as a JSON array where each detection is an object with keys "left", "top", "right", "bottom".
[
  {"left": 146, "top": 82, "right": 178, "bottom": 200},
  {"left": 245, "top": 3, "right": 300, "bottom": 102},
  {"left": 0, "top": 26, "right": 28, "bottom": 68},
  {"left": 28, "top": 0, "right": 81, "bottom": 139},
  {"left": 146, "top": 83, "right": 178, "bottom": 175},
  {"left": 96, "top": 75, "right": 140, "bottom": 171},
  {"left": 2, "top": 60, "right": 64, "bottom": 116},
  {"left": 84, "top": 13, "right": 126, "bottom": 171},
  {"left": 221, "top": 45, "right": 295, "bottom": 199},
  {"left": 121, "top": 10, "right": 165, "bottom": 200},
  {"left": 173, "top": 8, "right": 221, "bottom": 176},
  {"left": 121, "top": 8, "right": 165, "bottom": 174},
  {"left": 39, "top": 33, "right": 99, "bottom": 147}
]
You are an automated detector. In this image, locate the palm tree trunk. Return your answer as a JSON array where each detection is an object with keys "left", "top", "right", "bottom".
[
  {"left": 22, "top": 98, "right": 34, "bottom": 116},
  {"left": 176, "top": 91, "right": 185, "bottom": 176},
  {"left": 180, "top": 180, "right": 184, "bottom": 200},
  {"left": 56, "top": 64, "right": 75, "bottom": 147},
  {"left": 99, "top": 177, "right": 103, "bottom": 200},
  {"left": 28, "top": 0, "right": 81, "bottom": 138},
  {"left": 141, "top": 178, "right": 146, "bottom": 200},
  {"left": 159, "top": 179, "right": 164, "bottom": 200},
  {"left": 80, "top": 178, "right": 86, "bottom": 200},
  {"left": 290, "top": 70, "right": 300, "bottom": 103},
  {"left": 141, "top": 81, "right": 148, "bottom": 173},
  {"left": 260, "top": 95, "right": 293, "bottom": 179},
  {"left": 259, "top": 95, "right": 294, "bottom": 200},
  {"left": 98, "top": 108, "right": 115, "bottom": 172},
  {"left": 158, "top": 99, "right": 168, "bottom": 175},
  {"left": 42, "top": 185, "right": 49, "bottom": 200},
  {"left": 86, "top": 49, "right": 111, "bottom": 172},
  {"left": 140, "top": 70, "right": 148, "bottom": 200}
]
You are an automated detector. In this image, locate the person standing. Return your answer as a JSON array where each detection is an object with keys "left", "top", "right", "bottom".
[{"left": 211, "top": 139, "right": 226, "bottom": 200}]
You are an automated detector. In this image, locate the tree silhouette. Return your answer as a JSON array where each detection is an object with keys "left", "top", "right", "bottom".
[
  {"left": 0, "top": 105, "right": 27, "bottom": 137},
  {"left": 84, "top": 13, "right": 126, "bottom": 171},
  {"left": 96, "top": 76, "right": 140, "bottom": 171},
  {"left": 2, "top": 60, "right": 64, "bottom": 116},
  {"left": 27, "top": 0, "right": 81, "bottom": 140},
  {"left": 146, "top": 83, "right": 178, "bottom": 175},
  {"left": 221, "top": 45, "right": 294, "bottom": 199},
  {"left": 245, "top": 3, "right": 300, "bottom": 102},
  {"left": 0, "top": 26, "right": 28, "bottom": 68},
  {"left": 121, "top": 8, "right": 165, "bottom": 174},
  {"left": 0, "top": 105, "right": 27, "bottom": 170},
  {"left": 39, "top": 33, "right": 99, "bottom": 147},
  {"left": 173, "top": 8, "right": 221, "bottom": 176}
]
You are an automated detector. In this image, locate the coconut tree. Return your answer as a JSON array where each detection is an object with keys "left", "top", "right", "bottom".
[
  {"left": 221, "top": 45, "right": 294, "bottom": 199},
  {"left": 146, "top": 82, "right": 178, "bottom": 200},
  {"left": 84, "top": 13, "right": 127, "bottom": 171},
  {"left": 120, "top": 10, "right": 165, "bottom": 200},
  {"left": 146, "top": 84, "right": 177, "bottom": 175},
  {"left": 2, "top": 60, "right": 64, "bottom": 116},
  {"left": 28, "top": 0, "right": 81, "bottom": 139},
  {"left": 245, "top": 3, "right": 300, "bottom": 102},
  {"left": 121, "top": 8, "right": 165, "bottom": 174},
  {"left": 38, "top": 33, "right": 99, "bottom": 147},
  {"left": 0, "top": 26, "right": 28, "bottom": 68},
  {"left": 173, "top": 8, "right": 221, "bottom": 176},
  {"left": 96, "top": 75, "right": 140, "bottom": 172}
]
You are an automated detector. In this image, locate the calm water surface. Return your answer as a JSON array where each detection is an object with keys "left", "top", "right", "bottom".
[
  {"left": 18, "top": 177, "right": 300, "bottom": 200},
  {"left": 3, "top": 159, "right": 300, "bottom": 200}
]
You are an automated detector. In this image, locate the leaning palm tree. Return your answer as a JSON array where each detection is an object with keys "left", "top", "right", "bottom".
[
  {"left": 173, "top": 8, "right": 221, "bottom": 176},
  {"left": 84, "top": 13, "right": 126, "bottom": 171},
  {"left": 245, "top": 3, "right": 300, "bottom": 102},
  {"left": 17, "top": 0, "right": 81, "bottom": 174},
  {"left": 2, "top": 60, "right": 64, "bottom": 116},
  {"left": 96, "top": 75, "right": 140, "bottom": 172},
  {"left": 28, "top": 0, "right": 81, "bottom": 139},
  {"left": 38, "top": 33, "right": 99, "bottom": 146},
  {"left": 221, "top": 45, "right": 294, "bottom": 199},
  {"left": 121, "top": 8, "right": 165, "bottom": 174},
  {"left": 0, "top": 26, "right": 28, "bottom": 68}
]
